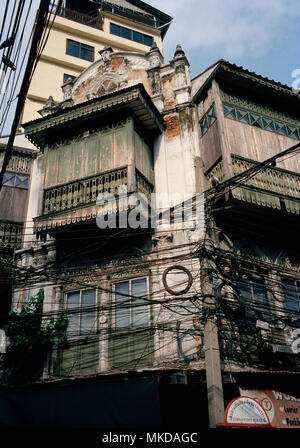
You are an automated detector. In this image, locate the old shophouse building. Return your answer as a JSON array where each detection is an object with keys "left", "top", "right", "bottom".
[{"left": 0, "top": 1, "right": 300, "bottom": 431}]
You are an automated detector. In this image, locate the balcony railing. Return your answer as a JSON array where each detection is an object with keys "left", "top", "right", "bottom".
[
  {"left": 101, "top": 1, "right": 156, "bottom": 28},
  {"left": 231, "top": 156, "right": 300, "bottom": 199},
  {"left": 206, "top": 155, "right": 300, "bottom": 213},
  {"left": 0, "top": 221, "right": 23, "bottom": 249},
  {"left": 50, "top": 1, "right": 157, "bottom": 30},
  {"left": 42, "top": 167, "right": 154, "bottom": 216},
  {"left": 51, "top": 3, "right": 101, "bottom": 30},
  {"left": 43, "top": 167, "right": 128, "bottom": 215},
  {"left": 0, "top": 153, "right": 31, "bottom": 174}
]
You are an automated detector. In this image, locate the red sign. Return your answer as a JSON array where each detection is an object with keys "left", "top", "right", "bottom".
[
  {"left": 219, "top": 396, "right": 271, "bottom": 428},
  {"left": 240, "top": 389, "right": 300, "bottom": 428}
]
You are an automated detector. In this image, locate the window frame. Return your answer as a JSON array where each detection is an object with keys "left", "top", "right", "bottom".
[
  {"left": 112, "top": 276, "right": 150, "bottom": 331},
  {"left": 236, "top": 269, "right": 271, "bottom": 322},
  {"left": 109, "top": 22, "right": 153, "bottom": 47},
  {"left": 66, "top": 39, "right": 94, "bottom": 62},
  {"left": 63, "top": 73, "right": 77, "bottom": 84},
  {"left": 280, "top": 277, "right": 300, "bottom": 327},
  {"left": 2, "top": 171, "right": 29, "bottom": 189},
  {"left": 65, "top": 288, "right": 97, "bottom": 339}
]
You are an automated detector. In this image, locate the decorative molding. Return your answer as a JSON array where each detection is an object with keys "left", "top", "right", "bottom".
[
  {"left": 206, "top": 155, "right": 300, "bottom": 212},
  {"left": 152, "top": 233, "right": 173, "bottom": 249},
  {"left": 236, "top": 246, "right": 262, "bottom": 263},
  {"left": 2, "top": 172, "right": 29, "bottom": 189},
  {"left": 43, "top": 166, "right": 128, "bottom": 215},
  {"left": 0, "top": 153, "right": 32, "bottom": 174},
  {"left": 47, "top": 118, "right": 127, "bottom": 150},
  {"left": 24, "top": 85, "right": 164, "bottom": 149},
  {"left": 221, "top": 90, "right": 300, "bottom": 132},
  {"left": 199, "top": 104, "right": 217, "bottom": 136},
  {"left": 280, "top": 256, "right": 300, "bottom": 273},
  {"left": 0, "top": 221, "right": 23, "bottom": 249}
]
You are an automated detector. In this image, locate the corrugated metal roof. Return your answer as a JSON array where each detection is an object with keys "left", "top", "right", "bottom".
[{"left": 192, "top": 59, "right": 298, "bottom": 103}]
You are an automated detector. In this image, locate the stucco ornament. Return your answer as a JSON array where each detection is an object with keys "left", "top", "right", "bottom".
[
  {"left": 148, "top": 42, "right": 162, "bottom": 68},
  {"left": 62, "top": 79, "right": 73, "bottom": 101},
  {"left": 38, "top": 96, "right": 56, "bottom": 117},
  {"left": 96, "top": 74, "right": 124, "bottom": 97},
  {"left": 99, "top": 46, "right": 114, "bottom": 63}
]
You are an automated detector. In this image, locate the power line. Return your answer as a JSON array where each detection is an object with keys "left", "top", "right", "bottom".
[{"left": 0, "top": 0, "right": 61, "bottom": 192}]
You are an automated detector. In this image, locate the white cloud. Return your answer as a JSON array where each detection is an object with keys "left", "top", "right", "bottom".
[{"left": 150, "top": 0, "right": 300, "bottom": 60}]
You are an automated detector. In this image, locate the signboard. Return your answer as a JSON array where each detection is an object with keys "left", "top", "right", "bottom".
[
  {"left": 220, "top": 396, "right": 271, "bottom": 427},
  {"left": 240, "top": 388, "right": 300, "bottom": 428}
]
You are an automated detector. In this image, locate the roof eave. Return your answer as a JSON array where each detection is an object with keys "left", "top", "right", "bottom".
[{"left": 23, "top": 84, "right": 164, "bottom": 150}]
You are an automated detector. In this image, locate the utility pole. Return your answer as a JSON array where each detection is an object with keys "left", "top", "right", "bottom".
[{"left": 201, "top": 205, "right": 224, "bottom": 428}]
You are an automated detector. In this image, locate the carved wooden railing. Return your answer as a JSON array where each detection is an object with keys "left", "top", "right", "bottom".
[
  {"left": 231, "top": 156, "right": 300, "bottom": 199},
  {"left": 136, "top": 170, "right": 153, "bottom": 205},
  {"left": 43, "top": 167, "right": 128, "bottom": 215},
  {"left": 42, "top": 167, "right": 154, "bottom": 216},
  {"left": 0, "top": 153, "right": 31, "bottom": 174},
  {"left": 206, "top": 155, "right": 300, "bottom": 200},
  {"left": 0, "top": 221, "right": 23, "bottom": 249}
]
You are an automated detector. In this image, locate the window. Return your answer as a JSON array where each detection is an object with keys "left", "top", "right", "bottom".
[
  {"left": 114, "top": 278, "right": 149, "bottom": 330},
  {"left": 223, "top": 103, "right": 300, "bottom": 140},
  {"left": 2, "top": 172, "right": 28, "bottom": 189},
  {"left": 63, "top": 73, "right": 76, "bottom": 84},
  {"left": 110, "top": 23, "right": 153, "bottom": 47},
  {"left": 236, "top": 271, "right": 270, "bottom": 322},
  {"left": 199, "top": 105, "right": 217, "bottom": 136},
  {"left": 66, "top": 289, "right": 96, "bottom": 337},
  {"left": 66, "top": 39, "right": 94, "bottom": 62},
  {"left": 281, "top": 278, "right": 300, "bottom": 327}
]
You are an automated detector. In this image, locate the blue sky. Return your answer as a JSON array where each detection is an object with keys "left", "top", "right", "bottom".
[
  {"left": 150, "top": 0, "right": 300, "bottom": 86},
  {"left": 0, "top": 0, "right": 299, "bottom": 135}
]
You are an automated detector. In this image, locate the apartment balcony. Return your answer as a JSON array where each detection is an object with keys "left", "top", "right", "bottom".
[
  {"left": 206, "top": 154, "right": 300, "bottom": 215},
  {"left": 51, "top": 3, "right": 101, "bottom": 30},
  {"left": 100, "top": 1, "right": 156, "bottom": 28},
  {"left": 51, "top": 1, "right": 158, "bottom": 31}
]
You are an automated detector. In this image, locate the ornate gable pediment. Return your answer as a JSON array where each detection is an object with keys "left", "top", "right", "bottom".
[{"left": 70, "top": 48, "right": 154, "bottom": 105}]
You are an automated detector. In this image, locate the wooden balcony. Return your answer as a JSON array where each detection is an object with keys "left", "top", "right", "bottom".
[
  {"left": 0, "top": 152, "right": 31, "bottom": 175},
  {"left": 206, "top": 155, "right": 300, "bottom": 214},
  {"left": 24, "top": 85, "right": 162, "bottom": 235},
  {"left": 0, "top": 221, "right": 23, "bottom": 249},
  {"left": 34, "top": 168, "right": 153, "bottom": 232},
  {"left": 43, "top": 167, "right": 128, "bottom": 215}
]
